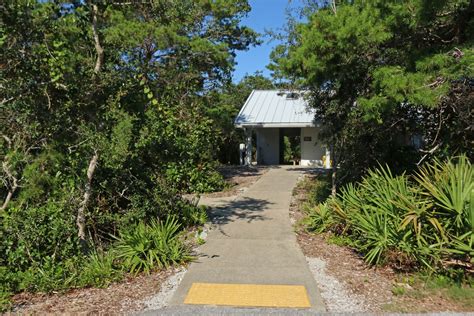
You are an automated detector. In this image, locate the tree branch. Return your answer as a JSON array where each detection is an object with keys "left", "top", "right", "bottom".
[
  {"left": 416, "top": 143, "right": 441, "bottom": 166},
  {"left": 1, "top": 161, "right": 19, "bottom": 211}
]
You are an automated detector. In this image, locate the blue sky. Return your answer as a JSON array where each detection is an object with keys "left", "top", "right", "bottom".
[{"left": 232, "top": 0, "right": 304, "bottom": 83}]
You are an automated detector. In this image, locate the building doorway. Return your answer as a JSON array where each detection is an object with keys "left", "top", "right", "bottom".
[{"left": 279, "top": 128, "right": 301, "bottom": 165}]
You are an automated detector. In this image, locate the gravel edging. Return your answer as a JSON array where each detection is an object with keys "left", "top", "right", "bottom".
[
  {"left": 142, "top": 268, "right": 187, "bottom": 311},
  {"left": 306, "top": 257, "right": 366, "bottom": 312}
]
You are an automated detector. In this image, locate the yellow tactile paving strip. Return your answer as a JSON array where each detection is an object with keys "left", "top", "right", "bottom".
[{"left": 184, "top": 283, "right": 311, "bottom": 308}]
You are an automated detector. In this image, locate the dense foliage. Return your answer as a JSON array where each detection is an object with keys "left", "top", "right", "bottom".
[
  {"left": 305, "top": 156, "right": 473, "bottom": 274},
  {"left": 271, "top": 0, "right": 473, "bottom": 187},
  {"left": 1, "top": 0, "right": 258, "bottom": 309}
]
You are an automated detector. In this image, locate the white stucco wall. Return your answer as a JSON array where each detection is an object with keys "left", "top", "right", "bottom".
[
  {"left": 300, "top": 127, "right": 325, "bottom": 167},
  {"left": 256, "top": 128, "right": 279, "bottom": 165}
]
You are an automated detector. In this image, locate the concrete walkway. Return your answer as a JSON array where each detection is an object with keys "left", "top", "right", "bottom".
[{"left": 169, "top": 167, "right": 325, "bottom": 312}]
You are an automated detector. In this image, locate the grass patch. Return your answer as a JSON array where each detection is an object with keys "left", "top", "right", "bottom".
[
  {"left": 326, "top": 234, "right": 353, "bottom": 247},
  {"left": 391, "top": 273, "right": 474, "bottom": 310},
  {"left": 391, "top": 285, "right": 407, "bottom": 296}
]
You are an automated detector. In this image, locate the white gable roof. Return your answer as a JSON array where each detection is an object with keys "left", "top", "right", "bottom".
[{"left": 234, "top": 90, "right": 317, "bottom": 128}]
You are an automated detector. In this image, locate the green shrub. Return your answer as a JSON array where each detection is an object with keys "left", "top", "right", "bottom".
[
  {"left": 415, "top": 155, "right": 473, "bottom": 259},
  {"left": 309, "top": 175, "right": 332, "bottom": 204},
  {"left": 0, "top": 250, "right": 123, "bottom": 300},
  {"left": 119, "top": 180, "right": 206, "bottom": 229},
  {"left": 0, "top": 267, "right": 13, "bottom": 312},
  {"left": 16, "top": 258, "right": 77, "bottom": 292},
  {"left": 1, "top": 202, "right": 79, "bottom": 270},
  {"left": 341, "top": 166, "right": 419, "bottom": 265},
  {"left": 113, "top": 216, "right": 191, "bottom": 274},
  {"left": 305, "top": 155, "right": 473, "bottom": 272},
  {"left": 283, "top": 135, "right": 301, "bottom": 163},
  {"left": 0, "top": 185, "right": 201, "bottom": 299},
  {"left": 182, "top": 205, "right": 208, "bottom": 226},
  {"left": 165, "top": 161, "right": 225, "bottom": 193}
]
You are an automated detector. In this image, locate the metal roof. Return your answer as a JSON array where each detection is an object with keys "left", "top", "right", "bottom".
[{"left": 234, "top": 90, "right": 317, "bottom": 128}]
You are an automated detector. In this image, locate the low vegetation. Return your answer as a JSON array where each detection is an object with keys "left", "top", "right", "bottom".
[
  {"left": 305, "top": 155, "right": 472, "bottom": 273},
  {"left": 386, "top": 273, "right": 474, "bottom": 312},
  {"left": 0, "top": 212, "right": 205, "bottom": 312},
  {"left": 113, "top": 217, "right": 191, "bottom": 275},
  {"left": 302, "top": 155, "right": 473, "bottom": 310}
]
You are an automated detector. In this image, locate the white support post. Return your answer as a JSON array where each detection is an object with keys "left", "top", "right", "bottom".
[
  {"left": 245, "top": 128, "right": 252, "bottom": 166},
  {"left": 325, "top": 146, "right": 331, "bottom": 169},
  {"left": 239, "top": 143, "right": 245, "bottom": 165}
]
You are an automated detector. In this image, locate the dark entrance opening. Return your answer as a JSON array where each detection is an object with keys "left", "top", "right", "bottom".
[{"left": 279, "top": 128, "right": 301, "bottom": 165}]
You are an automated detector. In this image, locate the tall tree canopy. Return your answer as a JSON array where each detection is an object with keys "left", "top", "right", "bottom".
[
  {"left": 1, "top": 0, "right": 257, "bottom": 272},
  {"left": 270, "top": 0, "right": 473, "bottom": 186}
]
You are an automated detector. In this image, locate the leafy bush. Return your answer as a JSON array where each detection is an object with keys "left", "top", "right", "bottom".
[
  {"left": 305, "top": 155, "right": 473, "bottom": 272},
  {"left": 283, "top": 136, "right": 301, "bottom": 163},
  {"left": 309, "top": 174, "right": 332, "bottom": 205},
  {"left": 0, "top": 267, "right": 13, "bottom": 312},
  {"left": 0, "top": 181, "right": 203, "bottom": 302},
  {"left": 113, "top": 217, "right": 191, "bottom": 274},
  {"left": 1, "top": 202, "right": 79, "bottom": 270},
  {"left": 0, "top": 249, "right": 122, "bottom": 307},
  {"left": 16, "top": 258, "right": 77, "bottom": 293},
  {"left": 165, "top": 162, "right": 225, "bottom": 193},
  {"left": 116, "top": 179, "right": 207, "bottom": 229},
  {"left": 181, "top": 205, "right": 208, "bottom": 226}
]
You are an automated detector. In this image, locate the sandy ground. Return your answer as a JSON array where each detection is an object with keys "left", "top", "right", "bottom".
[
  {"left": 13, "top": 268, "right": 176, "bottom": 314},
  {"left": 203, "top": 165, "right": 268, "bottom": 198}
]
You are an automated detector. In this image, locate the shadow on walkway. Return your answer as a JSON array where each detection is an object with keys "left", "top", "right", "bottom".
[
  {"left": 208, "top": 197, "right": 274, "bottom": 226},
  {"left": 285, "top": 167, "right": 330, "bottom": 174}
]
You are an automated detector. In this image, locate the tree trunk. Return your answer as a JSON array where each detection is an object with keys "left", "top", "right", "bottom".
[
  {"left": 76, "top": 152, "right": 98, "bottom": 245},
  {"left": 75, "top": 3, "right": 103, "bottom": 247},
  {"left": 331, "top": 144, "right": 337, "bottom": 196},
  {"left": 91, "top": 3, "right": 103, "bottom": 74}
]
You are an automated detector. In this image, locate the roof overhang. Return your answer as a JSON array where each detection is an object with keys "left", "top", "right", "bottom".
[
  {"left": 234, "top": 90, "right": 318, "bottom": 128},
  {"left": 236, "top": 122, "right": 321, "bottom": 129}
]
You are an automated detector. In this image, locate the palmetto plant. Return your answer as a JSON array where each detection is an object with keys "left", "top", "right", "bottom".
[
  {"left": 415, "top": 155, "right": 473, "bottom": 231},
  {"left": 415, "top": 156, "right": 473, "bottom": 262},
  {"left": 350, "top": 205, "right": 400, "bottom": 264},
  {"left": 305, "top": 201, "right": 336, "bottom": 233},
  {"left": 306, "top": 155, "right": 473, "bottom": 271},
  {"left": 113, "top": 217, "right": 191, "bottom": 274},
  {"left": 343, "top": 166, "right": 411, "bottom": 264},
  {"left": 78, "top": 249, "right": 122, "bottom": 288}
]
